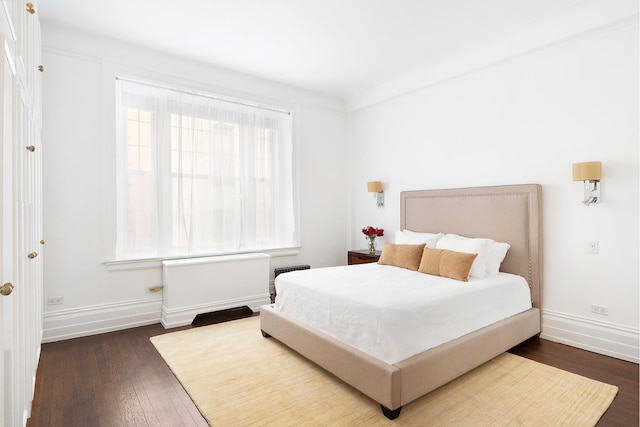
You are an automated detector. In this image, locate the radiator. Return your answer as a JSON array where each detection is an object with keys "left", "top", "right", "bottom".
[
  {"left": 161, "top": 253, "right": 271, "bottom": 328},
  {"left": 271, "top": 264, "right": 311, "bottom": 302},
  {"left": 274, "top": 264, "right": 311, "bottom": 277}
]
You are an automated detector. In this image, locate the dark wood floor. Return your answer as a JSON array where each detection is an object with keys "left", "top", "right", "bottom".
[
  {"left": 510, "top": 337, "right": 638, "bottom": 427},
  {"left": 27, "top": 314, "right": 638, "bottom": 427}
]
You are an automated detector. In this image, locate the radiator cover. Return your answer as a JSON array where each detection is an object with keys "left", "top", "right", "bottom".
[{"left": 161, "top": 253, "right": 271, "bottom": 328}]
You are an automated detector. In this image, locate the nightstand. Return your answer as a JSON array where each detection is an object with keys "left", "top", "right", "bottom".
[{"left": 348, "top": 250, "right": 381, "bottom": 265}]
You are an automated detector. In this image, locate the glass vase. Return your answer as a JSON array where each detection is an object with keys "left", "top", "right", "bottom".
[{"left": 368, "top": 238, "right": 376, "bottom": 254}]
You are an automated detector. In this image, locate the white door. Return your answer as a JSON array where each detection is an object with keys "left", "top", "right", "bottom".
[
  {"left": 0, "top": 1, "right": 43, "bottom": 424},
  {"left": 0, "top": 0, "right": 44, "bottom": 421},
  {"left": 0, "top": 35, "right": 16, "bottom": 426}
]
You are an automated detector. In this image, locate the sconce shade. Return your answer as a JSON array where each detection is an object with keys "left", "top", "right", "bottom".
[
  {"left": 367, "top": 181, "right": 383, "bottom": 192},
  {"left": 572, "top": 162, "right": 601, "bottom": 181}
]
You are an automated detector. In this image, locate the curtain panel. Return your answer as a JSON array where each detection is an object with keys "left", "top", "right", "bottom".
[{"left": 114, "top": 78, "right": 296, "bottom": 260}]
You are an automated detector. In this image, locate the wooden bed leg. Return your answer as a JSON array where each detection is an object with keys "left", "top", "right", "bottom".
[
  {"left": 380, "top": 404, "right": 402, "bottom": 420},
  {"left": 261, "top": 330, "right": 271, "bottom": 338}
]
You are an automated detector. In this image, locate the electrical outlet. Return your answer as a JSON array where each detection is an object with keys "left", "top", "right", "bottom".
[
  {"left": 591, "top": 304, "right": 608, "bottom": 315},
  {"left": 587, "top": 241, "right": 599, "bottom": 254},
  {"left": 48, "top": 296, "right": 63, "bottom": 305}
]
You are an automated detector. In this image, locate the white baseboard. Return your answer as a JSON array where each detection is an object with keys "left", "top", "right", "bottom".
[
  {"left": 42, "top": 298, "right": 163, "bottom": 343},
  {"left": 161, "top": 294, "right": 270, "bottom": 328},
  {"left": 42, "top": 294, "right": 271, "bottom": 342},
  {"left": 42, "top": 299, "right": 640, "bottom": 364},
  {"left": 541, "top": 309, "right": 639, "bottom": 363}
]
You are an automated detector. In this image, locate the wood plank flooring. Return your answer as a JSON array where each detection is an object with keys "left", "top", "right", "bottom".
[{"left": 27, "top": 316, "right": 638, "bottom": 426}]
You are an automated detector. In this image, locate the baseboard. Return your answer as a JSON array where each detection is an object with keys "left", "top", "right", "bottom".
[
  {"left": 42, "top": 297, "right": 163, "bottom": 343},
  {"left": 42, "top": 299, "right": 640, "bottom": 364},
  {"left": 161, "top": 294, "right": 270, "bottom": 328},
  {"left": 541, "top": 309, "right": 639, "bottom": 363}
]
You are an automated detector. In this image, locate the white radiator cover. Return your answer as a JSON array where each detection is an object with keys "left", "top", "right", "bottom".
[{"left": 161, "top": 253, "right": 271, "bottom": 328}]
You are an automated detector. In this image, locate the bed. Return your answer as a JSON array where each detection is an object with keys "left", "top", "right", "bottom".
[{"left": 260, "top": 184, "right": 542, "bottom": 419}]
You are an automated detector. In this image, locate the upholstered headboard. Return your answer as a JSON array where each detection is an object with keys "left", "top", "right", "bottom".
[{"left": 400, "top": 184, "right": 542, "bottom": 308}]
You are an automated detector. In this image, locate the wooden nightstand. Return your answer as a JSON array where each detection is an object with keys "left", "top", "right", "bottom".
[{"left": 348, "top": 250, "right": 381, "bottom": 265}]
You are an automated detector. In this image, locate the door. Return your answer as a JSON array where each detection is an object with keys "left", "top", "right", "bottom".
[
  {"left": 0, "top": 1, "right": 43, "bottom": 424},
  {"left": 0, "top": 34, "right": 16, "bottom": 426}
]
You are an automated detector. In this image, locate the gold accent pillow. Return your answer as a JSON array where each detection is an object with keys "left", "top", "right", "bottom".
[
  {"left": 378, "top": 243, "right": 426, "bottom": 271},
  {"left": 418, "top": 247, "right": 478, "bottom": 281}
]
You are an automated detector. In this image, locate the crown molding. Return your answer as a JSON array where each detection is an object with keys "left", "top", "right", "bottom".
[{"left": 346, "top": 1, "right": 639, "bottom": 112}]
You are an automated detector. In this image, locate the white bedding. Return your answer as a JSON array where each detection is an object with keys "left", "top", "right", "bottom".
[{"left": 274, "top": 263, "right": 532, "bottom": 364}]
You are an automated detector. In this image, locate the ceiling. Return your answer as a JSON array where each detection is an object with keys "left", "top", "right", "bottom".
[{"left": 37, "top": 0, "right": 584, "bottom": 98}]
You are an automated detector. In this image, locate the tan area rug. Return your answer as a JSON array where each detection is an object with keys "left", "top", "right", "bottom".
[{"left": 150, "top": 316, "right": 618, "bottom": 426}]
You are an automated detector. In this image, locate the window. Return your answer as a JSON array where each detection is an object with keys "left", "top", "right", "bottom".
[{"left": 115, "top": 78, "right": 296, "bottom": 260}]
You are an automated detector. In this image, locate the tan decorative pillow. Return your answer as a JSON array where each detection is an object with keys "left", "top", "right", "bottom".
[
  {"left": 418, "top": 247, "right": 478, "bottom": 281},
  {"left": 378, "top": 243, "right": 426, "bottom": 271}
]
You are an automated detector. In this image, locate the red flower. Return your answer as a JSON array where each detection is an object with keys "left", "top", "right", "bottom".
[{"left": 362, "top": 226, "right": 384, "bottom": 237}]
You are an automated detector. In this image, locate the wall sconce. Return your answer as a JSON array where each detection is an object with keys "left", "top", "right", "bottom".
[
  {"left": 572, "top": 161, "right": 602, "bottom": 206},
  {"left": 367, "top": 181, "right": 384, "bottom": 208}
]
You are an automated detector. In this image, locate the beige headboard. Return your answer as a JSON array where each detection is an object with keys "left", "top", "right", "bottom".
[{"left": 400, "top": 184, "right": 542, "bottom": 308}]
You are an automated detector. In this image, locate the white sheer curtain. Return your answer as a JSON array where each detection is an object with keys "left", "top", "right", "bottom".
[{"left": 114, "top": 78, "right": 296, "bottom": 260}]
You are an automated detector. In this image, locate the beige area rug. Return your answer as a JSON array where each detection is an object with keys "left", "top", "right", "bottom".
[{"left": 150, "top": 316, "right": 618, "bottom": 426}]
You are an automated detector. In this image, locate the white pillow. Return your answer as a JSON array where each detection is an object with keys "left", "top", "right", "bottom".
[
  {"left": 395, "top": 230, "right": 443, "bottom": 248},
  {"left": 436, "top": 234, "right": 492, "bottom": 278},
  {"left": 486, "top": 241, "right": 511, "bottom": 275}
]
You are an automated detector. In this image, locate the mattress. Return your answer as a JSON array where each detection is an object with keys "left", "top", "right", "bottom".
[{"left": 274, "top": 263, "right": 532, "bottom": 364}]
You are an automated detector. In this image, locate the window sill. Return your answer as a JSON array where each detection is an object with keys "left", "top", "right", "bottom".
[{"left": 104, "top": 247, "right": 301, "bottom": 272}]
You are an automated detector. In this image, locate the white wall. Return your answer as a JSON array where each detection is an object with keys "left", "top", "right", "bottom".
[
  {"left": 349, "top": 19, "right": 639, "bottom": 361},
  {"left": 41, "top": 7, "right": 639, "bottom": 362},
  {"left": 41, "top": 23, "right": 348, "bottom": 341}
]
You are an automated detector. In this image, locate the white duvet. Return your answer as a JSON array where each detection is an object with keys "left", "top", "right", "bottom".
[{"left": 274, "top": 263, "right": 532, "bottom": 364}]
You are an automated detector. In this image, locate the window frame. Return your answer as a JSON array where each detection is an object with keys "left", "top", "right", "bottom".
[{"left": 108, "top": 75, "right": 301, "bottom": 266}]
